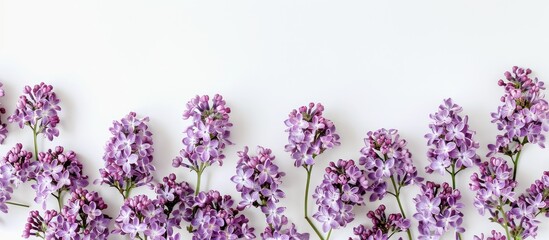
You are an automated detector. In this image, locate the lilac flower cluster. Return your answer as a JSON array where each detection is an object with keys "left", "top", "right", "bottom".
[
  {"left": 425, "top": 98, "right": 480, "bottom": 175},
  {"left": 114, "top": 195, "right": 174, "bottom": 240},
  {"left": 185, "top": 190, "right": 255, "bottom": 240},
  {"left": 284, "top": 103, "right": 340, "bottom": 167},
  {"left": 470, "top": 157, "right": 516, "bottom": 216},
  {"left": 172, "top": 94, "right": 232, "bottom": 171},
  {"left": 231, "top": 146, "right": 308, "bottom": 239},
  {"left": 312, "top": 159, "right": 368, "bottom": 232},
  {"left": 31, "top": 146, "right": 89, "bottom": 209},
  {"left": 150, "top": 173, "right": 194, "bottom": 238},
  {"left": 98, "top": 112, "right": 155, "bottom": 199},
  {"left": 413, "top": 181, "right": 465, "bottom": 239},
  {"left": 0, "top": 82, "right": 8, "bottom": 144},
  {"left": 0, "top": 165, "right": 14, "bottom": 213},
  {"left": 1, "top": 143, "right": 34, "bottom": 184},
  {"left": 8, "top": 82, "right": 61, "bottom": 141},
  {"left": 488, "top": 66, "right": 549, "bottom": 157},
  {"left": 23, "top": 189, "right": 110, "bottom": 239},
  {"left": 350, "top": 204, "right": 410, "bottom": 240},
  {"left": 359, "top": 128, "right": 422, "bottom": 201}
]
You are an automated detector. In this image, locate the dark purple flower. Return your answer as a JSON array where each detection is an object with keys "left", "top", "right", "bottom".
[
  {"left": 0, "top": 82, "right": 8, "bottom": 144},
  {"left": 350, "top": 204, "right": 410, "bottom": 240}
]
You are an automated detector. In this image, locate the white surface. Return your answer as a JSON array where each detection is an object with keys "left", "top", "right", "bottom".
[{"left": 1, "top": 1, "right": 549, "bottom": 239}]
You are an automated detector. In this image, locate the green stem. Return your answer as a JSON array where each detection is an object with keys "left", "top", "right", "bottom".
[
  {"left": 6, "top": 201, "right": 30, "bottom": 208},
  {"left": 451, "top": 163, "right": 457, "bottom": 189},
  {"left": 195, "top": 163, "right": 206, "bottom": 196},
  {"left": 32, "top": 126, "right": 39, "bottom": 161},
  {"left": 390, "top": 176, "right": 412, "bottom": 240},
  {"left": 304, "top": 165, "right": 325, "bottom": 240},
  {"left": 512, "top": 150, "right": 522, "bottom": 182},
  {"left": 326, "top": 229, "right": 332, "bottom": 240},
  {"left": 55, "top": 190, "right": 63, "bottom": 211},
  {"left": 497, "top": 202, "right": 511, "bottom": 240}
]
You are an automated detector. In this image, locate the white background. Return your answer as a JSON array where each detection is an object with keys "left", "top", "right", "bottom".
[{"left": 1, "top": 1, "right": 549, "bottom": 239}]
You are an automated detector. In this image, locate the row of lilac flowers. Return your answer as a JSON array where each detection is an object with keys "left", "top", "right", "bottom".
[{"left": 0, "top": 66, "right": 548, "bottom": 240}]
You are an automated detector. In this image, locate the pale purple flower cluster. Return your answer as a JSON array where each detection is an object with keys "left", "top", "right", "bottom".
[
  {"left": 8, "top": 82, "right": 61, "bottom": 141},
  {"left": 114, "top": 195, "right": 176, "bottom": 240},
  {"left": 0, "top": 165, "right": 14, "bottom": 213},
  {"left": 470, "top": 157, "right": 516, "bottom": 216},
  {"left": 312, "top": 159, "right": 368, "bottom": 232},
  {"left": 232, "top": 146, "right": 285, "bottom": 210},
  {"left": 350, "top": 204, "right": 410, "bottom": 240},
  {"left": 413, "top": 181, "right": 464, "bottom": 239},
  {"left": 150, "top": 173, "right": 194, "bottom": 238},
  {"left": 23, "top": 189, "right": 110, "bottom": 240},
  {"left": 0, "top": 82, "right": 8, "bottom": 144},
  {"left": 1, "top": 143, "right": 34, "bottom": 184},
  {"left": 172, "top": 94, "right": 232, "bottom": 171},
  {"left": 488, "top": 66, "right": 549, "bottom": 157},
  {"left": 98, "top": 112, "right": 155, "bottom": 198},
  {"left": 231, "top": 146, "right": 308, "bottom": 240},
  {"left": 425, "top": 98, "right": 480, "bottom": 174},
  {"left": 359, "top": 128, "right": 422, "bottom": 201},
  {"left": 31, "top": 146, "right": 89, "bottom": 209},
  {"left": 284, "top": 103, "right": 340, "bottom": 167},
  {"left": 185, "top": 190, "right": 255, "bottom": 240}
]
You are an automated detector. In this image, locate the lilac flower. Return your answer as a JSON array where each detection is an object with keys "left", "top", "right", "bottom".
[
  {"left": 360, "top": 128, "right": 422, "bottom": 201},
  {"left": 1, "top": 143, "right": 34, "bottom": 184},
  {"left": 0, "top": 165, "right": 15, "bottom": 213},
  {"left": 284, "top": 103, "right": 340, "bottom": 167},
  {"left": 312, "top": 159, "right": 368, "bottom": 232},
  {"left": 0, "top": 82, "right": 8, "bottom": 144},
  {"left": 23, "top": 189, "right": 111, "bottom": 240},
  {"left": 473, "top": 230, "right": 507, "bottom": 240},
  {"left": 413, "top": 181, "right": 464, "bottom": 239},
  {"left": 350, "top": 204, "right": 410, "bottom": 240},
  {"left": 172, "top": 94, "right": 232, "bottom": 194},
  {"left": 97, "top": 112, "right": 155, "bottom": 199},
  {"left": 114, "top": 195, "right": 169, "bottom": 240},
  {"left": 150, "top": 173, "right": 195, "bottom": 238},
  {"left": 232, "top": 146, "right": 309, "bottom": 239},
  {"left": 488, "top": 67, "right": 549, "bottom": 158},
  {"left": 184, "top": 190, "right": 255, "bottom": 240},
  {"left": 425, "top": 99, "right": 480, "bottom": 181},
  {"left": 8, "top": 82, "right": 61, "bottom": 141},
  {"left": 31, "top": 146, "right": 89, "bottom": 209}
]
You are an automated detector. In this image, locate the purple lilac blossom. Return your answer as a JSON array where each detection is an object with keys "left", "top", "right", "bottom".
[
  {"left": 488, "top": 66, "right": 549, "bottom": 157},
  {"left": 284, "top": 102, "right": 340, "bottom": 167},
  {"left": 312, "top": 159, "right": 368, "bottom": 232},
  {"left": 23, "top": 189, "right": 111, "bottom": 240},
  {"left": 0, "top": 165, "right": 14, "bottom": 213},
  {"left": 350, "top": 204, "right": 410, "bottom": 240},
  {"left": 8, "top": 82, "right": 61, "bottom": 141},
  {"left": 172, "top": 94, "right": 232, "bottom": 171},
  {"left": 425, "top": 98, "right": 480, "bottom": 175},
  {"left": 232, "top": 146, "right": 309, "bottom": 239},
  {"left": 97, "top": 112, "right": 155, "bottom": 199},
  {"left": 359, "top": 128, "right": 422, "bottom": 201},
  {"left": 0, "top": 82, "right": 8, "bottom": 143},
  {"left": 1, "top": 143, "right": 34, "bottom": 184},
  {"left": 150, "top": 173, "right": 194, "bottom": 238},
  {"left": 31, "top": 146, "right": 89, "bottom": 209},
  {"left": 184, "top": 190, "right": 255, "bottom": 240},
  {"left": 413, "top": 181, "right": 464, "bottom": 239},
  {"left": 114, "top": 194, "right": 176, "bottom": 240}
]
